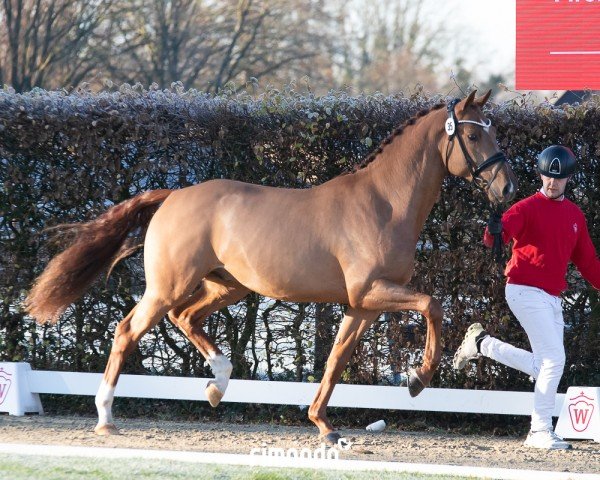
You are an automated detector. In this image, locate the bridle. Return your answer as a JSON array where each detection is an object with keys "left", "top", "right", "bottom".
[
  {"left": 444, "top": 98, "right": 508, "bottom": 191},
  {"left": 445, "top": 98, "right": 509, "bottom": 264}
]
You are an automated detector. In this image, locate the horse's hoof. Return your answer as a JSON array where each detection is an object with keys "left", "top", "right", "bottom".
[
  {"left": 408, "top": 369, "right": 426, "bottom": 398},
  {"left": 320, "top": 431, "right": 350, "bottom": 449},
  {"left": 205, "top": 381, "right": 224, "bottom": 407},
  {"left": 94, "top": 423, "right": 120, "bottom": 436}
]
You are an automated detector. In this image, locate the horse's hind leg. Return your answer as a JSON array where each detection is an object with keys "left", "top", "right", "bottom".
[
  {"left": 94, "top": 293, "right": 174, "bottom": 435},
  {"left": 167, "top": 276, "right": 250, "bottom": 407}
]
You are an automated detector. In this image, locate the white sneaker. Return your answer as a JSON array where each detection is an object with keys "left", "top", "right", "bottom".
[
  {"left": 453, "top": 323, "right": 488, "bottom": 370},
  {"left": 524, "top": 430, "right": 572, "bottom": 450}
]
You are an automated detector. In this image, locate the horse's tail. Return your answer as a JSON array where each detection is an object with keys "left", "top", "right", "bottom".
[{"left": 24, "top": 189, "right": 173, "bottom": 325}]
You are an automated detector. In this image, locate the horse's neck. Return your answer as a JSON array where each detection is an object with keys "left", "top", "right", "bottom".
[{"left": 366, "top": 118, "right": 446, "bottom": 230}]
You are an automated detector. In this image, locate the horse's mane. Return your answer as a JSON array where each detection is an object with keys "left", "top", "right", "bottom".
[{"left": 346, "top": 102, "right": 446, "bottom": 174}]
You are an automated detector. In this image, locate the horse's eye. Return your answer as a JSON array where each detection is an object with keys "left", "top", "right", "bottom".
[{"left": 467, "top": 133, "right": 477, "bottom": 141}]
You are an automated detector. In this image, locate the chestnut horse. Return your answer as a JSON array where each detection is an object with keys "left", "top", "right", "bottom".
[{"left": 25, "top": 90, "right": 517, "bottom": 445}]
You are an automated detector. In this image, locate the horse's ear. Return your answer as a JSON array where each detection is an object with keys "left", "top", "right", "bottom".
[
  {"left": 460, "top": 90, "right": 477, "bottom": 111},
  {"left": 475, "top": 90, "right": 492, "bottom": 107}
]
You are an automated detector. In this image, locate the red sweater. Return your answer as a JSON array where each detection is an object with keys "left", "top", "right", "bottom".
[{"left": 484, "top": 192, "right": 600, "bottom": 296}]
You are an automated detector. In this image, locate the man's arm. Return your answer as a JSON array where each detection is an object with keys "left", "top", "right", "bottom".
[
  {"left": 571, "top": 217, "right": 600, "bottom": 289},
  {"left": 483, "top": 203, "right": 524, "bottom": 248}
]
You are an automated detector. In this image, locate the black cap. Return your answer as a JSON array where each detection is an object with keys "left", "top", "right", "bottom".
[{"left": 537, "top": 145, "right": 577, "bottom": 179}]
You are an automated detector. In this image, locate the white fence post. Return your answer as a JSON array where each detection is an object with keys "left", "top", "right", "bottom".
[{"left": 0, "top": 362, "right": 44, "bottom": 416}]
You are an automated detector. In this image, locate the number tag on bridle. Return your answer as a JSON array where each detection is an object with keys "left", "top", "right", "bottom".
[{"left": 445, "top": 117, "right": 456, "bottom": 136}]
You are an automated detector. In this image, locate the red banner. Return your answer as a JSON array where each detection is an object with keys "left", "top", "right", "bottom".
[{"left": 516, "top": 0, "right": 600, "bottom": 90}]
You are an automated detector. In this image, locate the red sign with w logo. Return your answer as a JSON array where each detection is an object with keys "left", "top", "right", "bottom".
[
  {"left": 516, "top": 1, "right": 600, "bottom": 89},
  {"left": 568, "top": 392, "right": 595, "bottom": 432}
]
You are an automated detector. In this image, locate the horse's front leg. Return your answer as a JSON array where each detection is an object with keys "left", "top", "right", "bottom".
[
  {"left": 357, "top": 279, "right": 443, "bottom": 397},
  {"left": 308, "top": 308, "right": 380, "bottom": 445}
]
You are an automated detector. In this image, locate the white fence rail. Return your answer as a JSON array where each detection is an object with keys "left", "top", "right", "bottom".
[
  {"left": 31, "top": 369, "right": 564, "bottom": 415},
  {"left": 2, "top": 362, "right": 598, "bottom": 442},
  {"left": 0, "top": 361, "right": 564, "bottom": 417}
]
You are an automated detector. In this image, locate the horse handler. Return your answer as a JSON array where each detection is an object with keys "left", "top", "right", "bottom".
[{"left": 453, "top": 145, "right": 600, "bottom": 450}]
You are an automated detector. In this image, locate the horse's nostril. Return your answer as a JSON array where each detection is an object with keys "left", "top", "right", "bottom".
[{"left": 503, "top": 182, "right": 514, "bottom": 199}]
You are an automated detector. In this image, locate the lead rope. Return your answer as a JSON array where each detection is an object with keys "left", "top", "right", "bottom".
[{"left": 490, "top": 204, "right": 504, "bottom": 265}]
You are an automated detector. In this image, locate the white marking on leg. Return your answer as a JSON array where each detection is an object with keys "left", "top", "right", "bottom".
[
  {"left": 206, "top": 353, "right": 232, "bottom": 393},
  {"left": 95, "top": 380, "right": 115, "bottom": 426}
]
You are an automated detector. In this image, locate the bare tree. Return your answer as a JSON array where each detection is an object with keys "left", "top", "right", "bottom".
[
  {"left": 102, "top": 0, "right": 213, "bottom": 88},
  {"left": 329, "top": 0, "right": 464, "bottom": 93},
  {"left": 0, "top": 0, "right": 114, "bottom": 91},
  {"left": 0, "top": 0, "right": 474, "bottom": 94},
  {"left": 105, "top": 0, "right": 334, "bottom": 92}
]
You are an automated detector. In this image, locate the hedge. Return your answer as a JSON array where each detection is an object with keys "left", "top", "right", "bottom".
[{"left": 1, "top": 85, "right": 599, "bottom": 396}]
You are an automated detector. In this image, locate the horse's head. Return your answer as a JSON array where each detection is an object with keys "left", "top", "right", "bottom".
[{"left": 443, "top": 90, "right": 517, "bottom": 204}]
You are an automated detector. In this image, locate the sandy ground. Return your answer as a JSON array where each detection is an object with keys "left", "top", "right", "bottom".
[{"left": 0, "top": 415, "right": 598, "bottom": 475}]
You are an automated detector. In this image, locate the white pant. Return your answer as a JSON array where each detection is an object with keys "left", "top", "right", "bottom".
[{"left": 479, "top": 283, "right": 566, "bottom": 432}]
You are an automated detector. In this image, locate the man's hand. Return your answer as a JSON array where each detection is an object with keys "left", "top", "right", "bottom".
[{"left": 487, "top": 212, "right": 503, "bottom": 235}]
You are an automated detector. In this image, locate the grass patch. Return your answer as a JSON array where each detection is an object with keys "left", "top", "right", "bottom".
[{"left": 0, "top": 454, "right": 482, "bottom": 480}]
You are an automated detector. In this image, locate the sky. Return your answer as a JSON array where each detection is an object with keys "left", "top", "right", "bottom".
[{"left": 443, "top": 0, "right": 517, "bottom": 84}]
